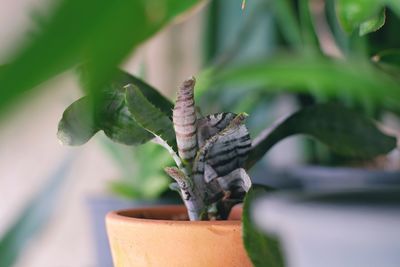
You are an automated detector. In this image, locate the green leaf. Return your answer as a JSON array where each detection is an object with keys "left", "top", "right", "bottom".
[
  {"left": 335, "top": 0, "right": 400, "bottom": 34},
  {"left": 336, "top": 0, "right": 383, "bottom": 33},
  {"left": 388, "top": 1, "right": 400, "bottom": 16},
  {"left": 0, "top": 0, "right": 202, "bottom": 116},
  {"left": 359, "top": 9, "right": 386, "bottom": 36},
  {"left": 125, "top": 84, "right": 176, "bottom": 149},
  {"left": 58, "top": 86, "right": 153, "bottom": 146},
  {"left": 80, "top": 68, "right": 174, "bottom": 115},
  {"left": 57, "top": 97, "right": 99, "bottom": 145},
  {"left": 242, "top": 185, "right": 284, "bottom": 267},
  {"left": 273, "top": 0, "right": 303, "bottom": 49},
  {"left": 246, "top": 104, "right": 397, "bottom": 169},
  {"left": 208, "top": 56, "right": 400, "bottom": 113},
  {"left": 125, "top": 84, "right": 184, "bottom": 169},
  {"left": 58, "top": 70, "right": 173, "bottom": 146},
  {"left": 107, "top": 181, "right": 143, "bottom": 199},
  {"left": 298, "top": 0, "right": 319, "bottom": 50},
  {"left": 0, "top": 156, "right": 73, "bottom": 267}
]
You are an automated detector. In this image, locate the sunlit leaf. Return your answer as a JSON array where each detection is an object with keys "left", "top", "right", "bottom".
[
  {"left": 359, "top": 9, "right": 386, "bottom": 36},
  {"left": 336, "top": 0, "right": 382, "bottom": 33},
  {"left": 335, "top": 0, "right": 400, "bottom": 34}
]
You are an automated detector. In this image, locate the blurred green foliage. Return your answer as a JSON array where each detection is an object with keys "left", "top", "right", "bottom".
[
  {"left": 199, "top": 55, "right": 400, "bottom": 113},
  {"left": 198, "top": 0, "right": 400, "bottom": 166},
  {"left": 102, "top": 140, "right": 172, "bottom": 199},
  {"left": 199, "top": 0, "right": 400, "bottom": 114},
  {"left": 336, "top": 0, "right": 399, "bottom": 35},
  {"left": 0, "top": 0, "right": 202, "bottom": 117},
  {"left": 0, "top": 1, "right": 202, "bottom": 263}
]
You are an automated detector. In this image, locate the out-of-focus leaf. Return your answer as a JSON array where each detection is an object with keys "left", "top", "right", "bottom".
[
  {"left": 299, "top": 0, "right": 319, "bottom": 50},
  {"left": 79, "top": 68, "right": 174, "bottom": 114},
  {"left": 336, "top": 0, "right": 382, "bottom": 33},
  {"left": 246, "top": 104, "right": 397, "bottom": 169},
  {"left": 372, "top": 49, "right": 400, "bottom": 76},
  {"left": 0, "top": 0, "right": 203, "bottom": 117},
  {"left": 0, "top": 155, "right": 73, "bottom": 267},
  {"left": 206, "top": 56, "right": 400, "bottom": 112},
  {"left": 359, "top": 9, "right": 386, "bottom": 36},
  {"left": 107, "top": 181, "right": 143, "bottom": 200},
  {"left": 101, "top": 139, "right": 172, "bottom": 199},
  {"left": 335, "top": 0, "right": 400, "bottom": 34},
  {"left": 273, "top": 0, "right": 303, "bottom": 48},
  {"left": 58, "top": 70, "right": 173, "bottom": 146},
  {"left": 389, "top": 1, "right": 400, "bottom": 15},
  {"left": 125, "top": 85, "right": 177, "bottom": 150},
  {"left": 373, "top": 50, "right": 400, "bottom": 67},
  {"left": 108, "top": 174, "right": 170, "bottom": 200},
  {"left": 243, "top": 185, "right": 284, "bottom": 267}
]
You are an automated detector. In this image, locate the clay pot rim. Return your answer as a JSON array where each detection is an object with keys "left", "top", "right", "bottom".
[{"left": 106, "top": 204, "right": 242, "bottom": 226}]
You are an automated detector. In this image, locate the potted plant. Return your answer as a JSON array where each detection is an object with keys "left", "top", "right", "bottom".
[
  {"left": 57, "top": 68, "right": 396, "bottom": 266},
  {"left": 2, "top": 0, "right": 399, "bottom": 265}
]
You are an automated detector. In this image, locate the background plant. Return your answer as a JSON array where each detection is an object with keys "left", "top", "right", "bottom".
[{"left": 101, "top": 139, "right": 173, "bottom": 200}]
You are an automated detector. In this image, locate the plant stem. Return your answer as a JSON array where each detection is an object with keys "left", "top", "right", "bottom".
[{"left": 164, "top": 167, "right": 206, "bottom": 220}]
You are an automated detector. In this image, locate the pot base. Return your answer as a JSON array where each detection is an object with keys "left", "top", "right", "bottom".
[{"left": 106, "top": 205, "right": 252, "bottom": 267}]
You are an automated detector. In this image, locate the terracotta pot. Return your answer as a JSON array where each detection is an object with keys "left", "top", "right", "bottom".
[
  {"left": 87, "top": 197, "right": 180, "bottom": 267},
  {"left": 106, "top": 205, "right": 252, "bottom": 267}
]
